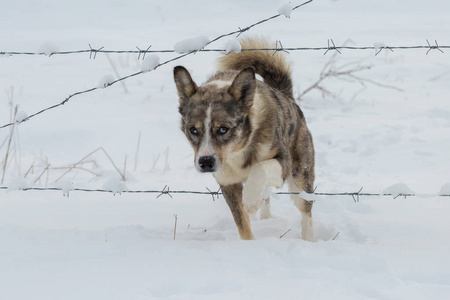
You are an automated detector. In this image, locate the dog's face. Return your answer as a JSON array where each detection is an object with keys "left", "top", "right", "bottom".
[{"left": 174, "top": 66, "right": 255, "bottom": 173}]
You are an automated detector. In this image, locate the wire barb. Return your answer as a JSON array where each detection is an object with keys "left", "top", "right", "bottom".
[
  {"left": 375, "top": 46, "right": 394, "bottom": 56},
  {"left": 237, "top": 26, "right": 250, "bottom": 37},
  {"left": 426, "top": 39, "right": 444, "bottom": 55},
  {"left": 324, "top": 39, "right": 341, "bottom": 55},
  {"left": 88, "top": 44, "right": 104, "bottom": 59},
  {"left": 206, "top": 187, "right": 221, "bottom": 201},
  {"left": 157, "top": 185, "right": 172, "bottom": 198},
  {"left": 136, "top": 45, "right": 152, "bottom": 60},
  {"left": 351, "top": 187, "right": 364, "bottom": 202},
  {"left": 272, "top": 40, "right": 290, "bottom": 56}
]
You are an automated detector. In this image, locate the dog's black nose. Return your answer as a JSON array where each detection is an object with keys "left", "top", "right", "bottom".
[{"left": 198, "top": 156, "right": 216, "bottom": 172}]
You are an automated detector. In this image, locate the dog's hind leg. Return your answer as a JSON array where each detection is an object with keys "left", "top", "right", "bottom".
[
  {"left": 221, "top": 183, "right": 255, "bottom": 240},
  {"left": 287, "top": 175, "right": 314, "bottom": 241},
  {"left": 243, "top": 159, "right": 284, "bottom": 216}
]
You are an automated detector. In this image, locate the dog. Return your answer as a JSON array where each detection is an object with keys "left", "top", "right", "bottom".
[{"left": 173, "top": 38, "right": 315, "bottom": 241}]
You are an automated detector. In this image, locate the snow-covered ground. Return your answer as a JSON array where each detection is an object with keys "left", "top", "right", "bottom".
[{"left": 1, "top": 0, "right": 450, "bottom": 299}]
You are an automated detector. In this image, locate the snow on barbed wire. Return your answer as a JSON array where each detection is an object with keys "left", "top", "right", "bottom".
[
  {"left": 97, "top": 75, "right": 115, "bottom": 88},
  {"left": 225, "top": 39, "right": 242, "bottom": 54},
  {"left": 37, "top": 41, "right": 59, "bottom": 56},
  {"left": 174, "top": 36, "right": 210, "bottom": 54},
  {"left": 7, "top": 178, "right": 28, "bottom": 191},
  {"left": 374, "top": 42, "right": 387, "bottom": 55},
  {"left": 141, "top": 55, "right": 160, "bottom": 72},
  {"left": 439, "top": 183, "right": 450, "bottom": 196},
  {"left": 278, "top": 3, "right": 294, "bottom": 18},
  {"left": 382, "top": 183, "right": 414, "bottom": 198},
  {"left": 55, "top": 181, "right": 74, "bottom": 197},
  {"left": 102, "top": 177, "right": 127, "bottom": 196},
  {"left": 15, "top": 111, "right": 28, "bottom": 123}
]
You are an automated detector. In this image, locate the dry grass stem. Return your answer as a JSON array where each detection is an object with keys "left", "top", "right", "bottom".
[
  {"left": 123, "top": 154, "right": 127, "bottom": 180},
  {"left": 173, "top": 214, "right": 178, "bottom": 240},
  {"left": 332, "top": 232, "right": 341, "bottom": 241},
  {"left": 24, "top": 162, "right": 34, "bottom": 178},
  {"left": 1, "top": 106, "right": 17, "bottom": 184},
  {"left": 134, "top": 131, "right": 141, "bottom": 171},
  {"left": 55, "top": 147, "right": 126, "bottom": 183},
  {"left": 51, "top": 166, "right": 99, "bottom": 177},
  {"left": 33, "top": 163, "right": 51, "bottom": 185},
  {"left": 280, "top": 229, "right": 292, "bottom": 239}
]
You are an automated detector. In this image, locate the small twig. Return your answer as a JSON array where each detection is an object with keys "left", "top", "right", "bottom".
[
  {"left": 55, "top": 147, "right": 125, "bottom": 183},
  {"left": 150, "top": 153, "right": 160, "bottom": 172},
  {"left": 134, "top": 131, "right": 141, "bottom": 171},
  {"left": 163, "top": 147, "right": 170, "bottom": 173},
  {"left": 298, "top": 43, "right": 402, "bottom": 100},
  {"left": 24, "top": 162, "right": 34, "bottom": 178},
  {"left": 280, "top": 229, "right": 292, "bottom": 239},
  {"left": 173, "top": 214, "right": 178, "bottom": 240},
  {"left": 1, "top": 106, "right": 18, "bottom": 184},
  {"left": 33, "top": 163, "right": 51, "bottom": 184},
  {"left": 332, "top": 232, "right": 340, "bottom": 241},
  {"left": 50, "top": 166, "right": 99, "bottom": 177},
  {"left": 123, "top": 154, "right": 127, "bottom": 180}
]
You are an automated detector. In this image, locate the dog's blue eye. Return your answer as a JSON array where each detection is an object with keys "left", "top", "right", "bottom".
[
  {"left": 218, "top": 127, "right": 228, "bottom": 135},
  {"left": 190, "top": 127, "right": 199, "bottom": 135}
]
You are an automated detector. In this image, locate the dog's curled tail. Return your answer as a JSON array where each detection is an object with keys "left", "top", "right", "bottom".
[{"left": 217, "top": 38, "right": 293, "bottom": 98}]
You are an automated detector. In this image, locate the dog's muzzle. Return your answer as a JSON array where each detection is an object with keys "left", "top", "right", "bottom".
[{"left": 198, "top": 155, "right": 216, "bottom": 172}]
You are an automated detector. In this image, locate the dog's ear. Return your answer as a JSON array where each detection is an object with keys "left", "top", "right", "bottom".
[
  {"left": 174, "top": 66, "right": 198, "bottom": 105},
  {"left": 228, "top": 67, "right": 256, "bottom": 108}
]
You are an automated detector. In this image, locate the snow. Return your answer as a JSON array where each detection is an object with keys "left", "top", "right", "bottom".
[
  {"left": 14, "top": 111, "right": 28, "bottom": 123},
  {"left": 173, "top": 36, "right": 210, "bottom": 54},
  {"left": 382, "top": 183, "right": 415, "bottom": 198},
  {"left": 439, "top": 182, "right": 450, "bottom": 195},
  {"left": 6, "top": 177, "right": 28, "bottom": 191},
  {"left": 37, "top": 41, "right": 59, "bottom": 56},
  {"left": 278, "top": 3, "right": 294, "bottom": 18},
  {"left": 54, "top": 181, "right": 74, "bottom": 197},
  {"left": 141, "top": 54, "right": 160, "bottom": 72},
  {"left": 224, "top": 39, "right": 242, "bottom": 54},
  {"left": 374, "top": 42, "right": 386, "bottom": 55},
  {"left": 102, "top": 177, "right": 127, "bottom": 195},
  {"left": 97, "top": 74, "right": 115, "bottom": 88},
  {"left": 1, "top": 0, "right": 450, "bottom": 299}
]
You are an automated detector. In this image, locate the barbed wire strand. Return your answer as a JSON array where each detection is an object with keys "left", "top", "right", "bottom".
[
  {"left": 2, "top": 43, "right": 449, "bottom": 57},
  {"left": 0, "top": 0, "right": 314, "bottom": 130},
  {"left": 0, "top": 186, "right": 449, "bottom": 202},
  {"left": 4, "top": 40, "right": 446, "bottom": 130}
]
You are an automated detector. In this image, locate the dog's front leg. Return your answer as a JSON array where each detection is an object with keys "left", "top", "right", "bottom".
[
  {"left": 221, "top": 183, "right": 254, "bottom": 240},
  {"left": 243, "top": 159, "right": 284, "bottom": 215}
]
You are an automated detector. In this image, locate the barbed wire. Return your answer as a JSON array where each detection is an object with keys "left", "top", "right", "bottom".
[
  {"left": 0, "top": 0, "right": 447, "bottom": 130},
  {"left": 0, "top": 0, "right": 314, "bottom": 130},
  {"left": 1, "top": 39, "right": 446, "bottom": 131},
  {"left": 2, "top": 39, "right": 448, "bottom": 58},
  {"left": 0, "top": 186, "right": 449, "bottom": 202}
]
